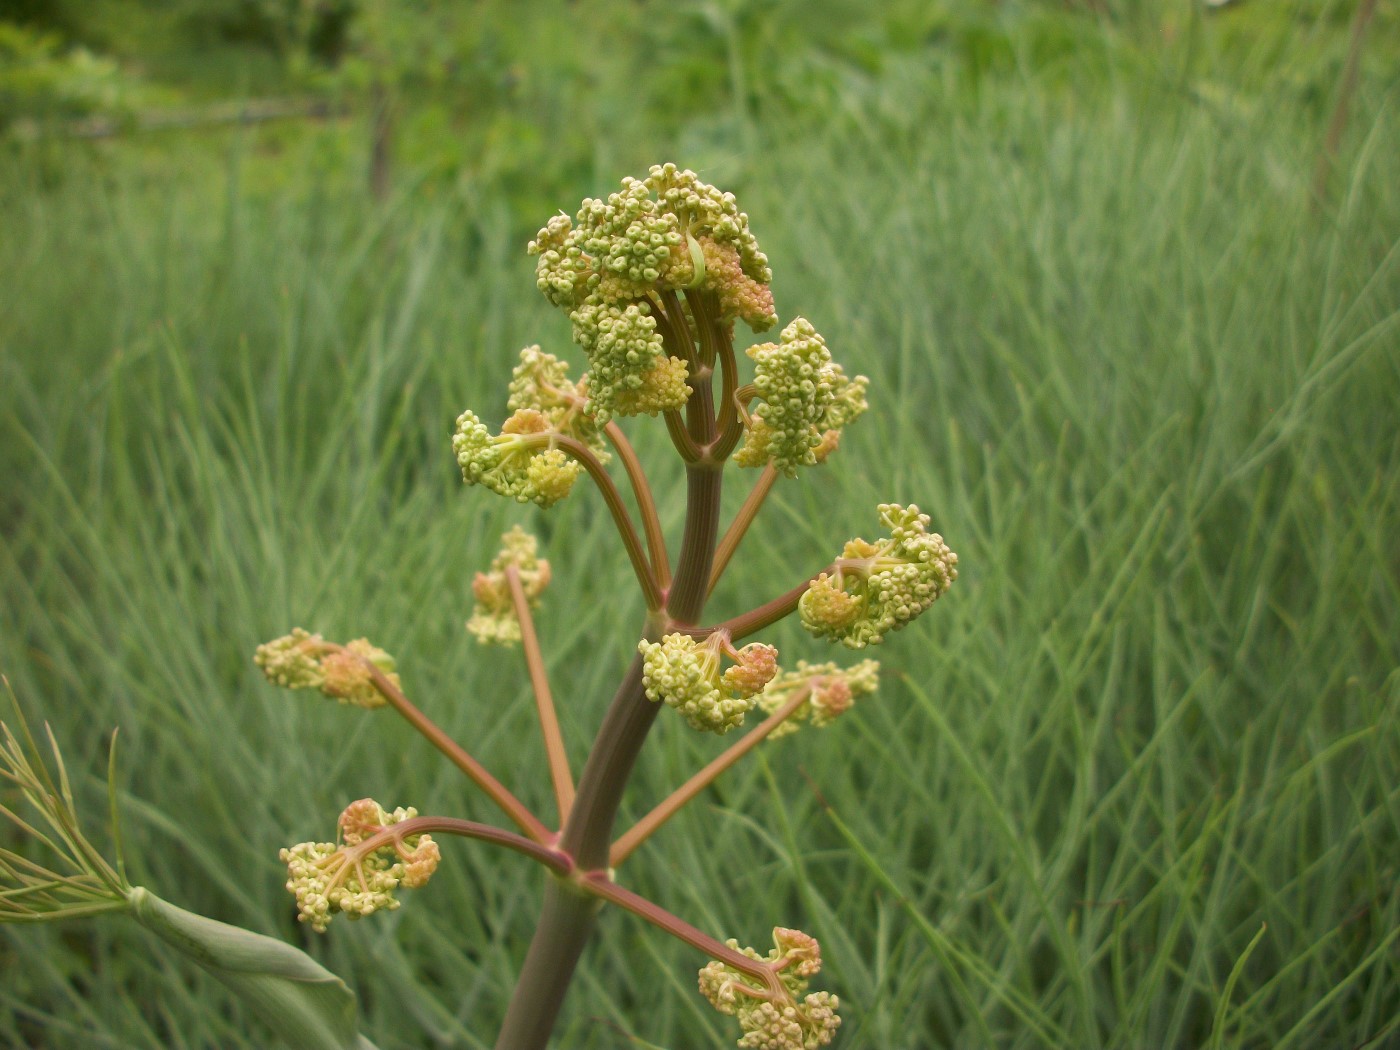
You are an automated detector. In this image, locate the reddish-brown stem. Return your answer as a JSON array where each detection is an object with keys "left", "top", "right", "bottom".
[
  {"left": 657, "top": 288, "right": 698, "bottom": 372},
  {"left": 683, "top": 288, "right": 719, "bottom": 370},
  {"left": 506, "top": 566, "right": 574, "bottom": 825},
  {"left": 603, "top": 420, "right": 671, "bottom": 590},
  {"left": 354, "top": 656, "right": 552, "bottom": 844},
  {"left": 702, "top": 566, "right": 830, "bottom": 642},
  {"left": 679, "top": 293, "right": 720, "bottom": 448},
  {"left": 353, "top": 815, "right": 573, "bottom": 876},
  {"left": 609, "top": 684, "right": 813, "bottom": 866},
  {"left": 664, "top": 406, "right": 703, "bottom": 462},
  {"left": 648, "top": 289, "right": 696, "bottom": 372},
  {"left": 579, "top": 872, "right": 787, "bottom": 1002},
  {"left": 709, "top": 319, "right": 745, "bottom": 460},
  {"left": 709, "top": 462, "right": 780, "bottom": 596},
  {"left": 552, "top": 434, "right": 663, "bottom": 611}
]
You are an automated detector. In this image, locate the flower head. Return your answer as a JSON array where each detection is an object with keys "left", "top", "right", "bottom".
[
  {"left": 698, "top": 929, "right": 841, "bottom": 1049},
  {"left": 452, "top": 408, "right": 583, "bottom": 507},
  {"left": 281, "top": 799, "right": 439, "bottom": 933},
  {"left": 638, "top": 633, "right": 779, "bottom": 734},
  {"left": 527, "top": 164, "right": 776, "bottom": 419},
  {"left": 467, "top": 527, "right": 552, "bottom": 645},
  {"left": 254, "top": 630, "right": 399, "bottom": 708},
  {"left": 758, "top": 659, "right": 881, "bottom": 739},
  {"left": 800, "top": 504, "right": 958, "bottom": 648},
  {"left": 734, "top": 319, "right": 869, "bottom": 477}
]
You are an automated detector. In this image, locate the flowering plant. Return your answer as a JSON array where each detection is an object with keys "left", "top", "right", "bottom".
[{"left": 2, "top": 165, "right": 955, "bottom": 1049}]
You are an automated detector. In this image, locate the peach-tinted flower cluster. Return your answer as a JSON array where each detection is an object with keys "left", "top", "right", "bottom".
[
  {"left": 733, "top": 318, "right": 868, "bottom": 477},
  {"left": 757, "top": 659, "right": 881, "bottom": 738},
  {"left": 281, "top": 799, "right": 440, "bottom": 932},
  {"left": 527, "top": 164, "right": 777, "bottom": 420},
  {"left": 698, "top": 928, "right": 841, "bottom": 1049},
  {"left": 254, "top": 630, "right": 399, "bottom": 708},
  {"left": 800, "top": 504, "right": 958, "bottom": 648},
  {"left": 638, "top": 632, "right": 779, "bottom": 734},
  {"left": 467, "top": 526, "right": 552, "bottom": 646}
]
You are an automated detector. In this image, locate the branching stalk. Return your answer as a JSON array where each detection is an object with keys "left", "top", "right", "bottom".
[
  {"left": 579, "top": 873, "right": 786, "bottom": 1002},
  {"left": 702, "top": 566, "right": 829, "bottom": 641},
  {"left": 603, "top": 420, "right": 671, "bottom": 590},
  {"left": 505, "top": 566, "right": 574, "bottom": 826},
  {"left": 553, "top": 434, "right": 663, "bottom": 611},
  {"left": 709, "top": 462, "right": 780, "bottom": 595},
  {"left": 358, "top": 658, "right": 552, "bottom": 844},
  {"left": 609, "top": 684, "right": 813, "bottom": 866},
  {"left": 367, "top": 815, "right": 573, "bottom": 876}
]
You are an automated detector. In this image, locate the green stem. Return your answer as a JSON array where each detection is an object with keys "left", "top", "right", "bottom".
[
  {"left": 492, "top": 879, "right": 601, "bottom": 1049},
  {"left": 495, "top": 306, "right": 729, "bottom": 1047},
  {"left": 555, "top": 646, "right": 659, "bottom": 870},
  {"left": 667, "top": 465, "right": 724, "bottom": 622},
  {"left": 683, "top": 288, "right": 719, "bottom": 370}
]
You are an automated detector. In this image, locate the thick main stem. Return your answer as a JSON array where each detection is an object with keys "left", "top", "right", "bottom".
[
  {"left": 492, "top": 879, "right": 601, "bottom": 1047},
  {"left": 495, "top": 415, "right": 725, "bottom": 1048}
]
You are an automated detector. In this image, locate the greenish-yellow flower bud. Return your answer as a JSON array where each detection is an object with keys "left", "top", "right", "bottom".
[{"left": 799, "top": 504, "right": 957, "bottom": 648}]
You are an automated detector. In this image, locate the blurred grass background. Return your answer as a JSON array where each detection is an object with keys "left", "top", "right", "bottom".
[{"left": 2, "top": 1, "right": 1398, "bottom": 1047}]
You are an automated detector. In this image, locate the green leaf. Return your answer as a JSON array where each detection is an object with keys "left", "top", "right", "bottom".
[{"left": 128, "top": 886, "right": 379, "bottom": 1050}]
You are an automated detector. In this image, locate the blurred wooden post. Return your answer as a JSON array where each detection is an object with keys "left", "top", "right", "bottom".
[
  {"left": 1311, "top": 0, "right": 1379, "bottom": 208},
  {"left": 369, "top": 78, "right": 395, "bottom": 202}
]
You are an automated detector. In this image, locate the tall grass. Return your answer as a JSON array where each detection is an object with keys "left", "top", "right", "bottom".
[{"left": 3, "top": 22, "right": 1398, "bottom": 1049}]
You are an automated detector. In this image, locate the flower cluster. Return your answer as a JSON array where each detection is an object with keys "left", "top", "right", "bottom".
[
  {"left": 528, "top": 164, "right": 777, "bottom": 420},
  {"left": 281, "top": 799, "right": 440, "bottom": 933},
  {"left": 506, "top": 345, "right": 608, "bottom": 460},
  {"left": 638, "top": 633, "right": 779, "bottom": 734},
  {"left": 254, "top": 629, "right": 399, "bottom": 708},
  {"left": 734, "top": 318, "right": 869, "bottom": 477},
  {"left": 453, "top": 408, "right": 583, "bottom": 507},
  {"left": 800, "top": 504, "right": 959, "bottom": 648},
  {"left": 758, "top": 659, "right": 881, "bottom": 739},
  {"left": 467, "top": 526, "right": 552, "bottom": 645},
  {"left": 698, "top": 929, "right": 841, "bottom": 1049}
]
